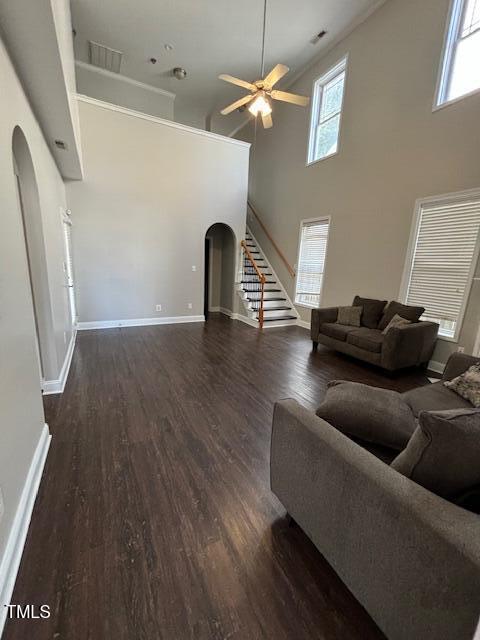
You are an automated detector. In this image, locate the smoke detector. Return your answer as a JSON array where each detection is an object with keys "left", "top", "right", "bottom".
[
  {"left": 173, "top": 67, "right": 187, "bottom": 80},
  {"left": 88, "top": 40, "right": 123, "bottom": 73}
]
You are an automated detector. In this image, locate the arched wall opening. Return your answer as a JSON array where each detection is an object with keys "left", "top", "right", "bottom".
[
  {"left": 204, "top": 223, "right": 237, "bottom": 320},
  {"left": 12, "top": 126, "right": 56, "bottom": 383}
]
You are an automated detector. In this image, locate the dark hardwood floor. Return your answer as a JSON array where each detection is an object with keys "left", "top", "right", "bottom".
[{"left": 4, "top": 314, "right": 429, "bottom": 640}]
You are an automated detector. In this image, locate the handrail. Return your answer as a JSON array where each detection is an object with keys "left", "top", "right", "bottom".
[
  {"left": 241, "top": 240, "right": 266, "bottom": 329},
  {"left": 247, "top": 200, "right": 296, "bottom": 278}
]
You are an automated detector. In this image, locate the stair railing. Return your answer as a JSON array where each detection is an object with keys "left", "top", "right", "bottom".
[
  {"left": 247, "top": 200, "right": 296, "bottom": 278},
  {"left": 241, "top": 240, "right": 266, "bottom": 329}
]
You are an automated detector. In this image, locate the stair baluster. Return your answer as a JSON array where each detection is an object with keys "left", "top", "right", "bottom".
[{"left": 241, "top": 240, "right": 265, "bottom": 329}]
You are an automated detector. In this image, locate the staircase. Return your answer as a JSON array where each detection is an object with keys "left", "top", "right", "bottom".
[{"left": 237, "top": 227, "right": 298, "bottom": 328}]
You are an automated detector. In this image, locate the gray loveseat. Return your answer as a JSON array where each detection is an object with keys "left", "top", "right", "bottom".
[
  {"left": 311, "top": 298, "right": 439, "bottom": 371},
  {"left": 270, "top": 353, "right": 480, "bottom": 640}
]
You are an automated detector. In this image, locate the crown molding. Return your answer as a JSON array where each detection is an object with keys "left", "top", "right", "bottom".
[
  {"left": 75, "top": 60, "right": 176, "bottom": 100},
  {"left": 228, "top": 0, "right": 387, "bottom": 139},
  {"left": 75, "top": 94, "right": 251, "bottom": 148}
]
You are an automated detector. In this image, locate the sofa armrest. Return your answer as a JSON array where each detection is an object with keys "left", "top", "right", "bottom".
[
  {"left": 442, "top": 352, "right": 480, "bottom": 381},
  {"left": 271, "top": 399, "right": 480, "bottom": 640},
  {"left": 381, "top": 321, "right": 439, "bottom": 370},
  {"left": 311, "top": 307, "right": 338, "bottom": 341}
]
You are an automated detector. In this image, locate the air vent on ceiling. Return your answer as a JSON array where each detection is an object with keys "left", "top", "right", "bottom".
[{"left": 88, "top": 40, "right": 123, "bottom": 73}]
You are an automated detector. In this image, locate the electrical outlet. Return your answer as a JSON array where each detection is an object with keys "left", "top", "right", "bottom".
[
  {"left": 187, "top": 303, "right": 192, "bottom": 309},
  {"left": 0, "top": 488, "right": 4, "bottom": 522},
  {"left": 457, "top": 345, "right": 465, "bottom": 353},
  {"left": 155, "top": 304, "right": 162, "bottom": 312},
  {"left": 191, "top": 265, "right": 196, "bottom": 272}
]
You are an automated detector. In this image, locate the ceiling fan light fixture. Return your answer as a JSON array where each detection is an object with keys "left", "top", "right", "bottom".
[{"left": 248, "top": 93, "right": 272, "bottom": 117}]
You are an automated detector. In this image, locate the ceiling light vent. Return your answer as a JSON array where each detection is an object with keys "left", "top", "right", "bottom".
[{"left": 88, "top": 41, "right": 123, "bottom": 73}]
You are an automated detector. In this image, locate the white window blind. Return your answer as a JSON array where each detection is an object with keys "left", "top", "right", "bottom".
[
  {"left": 404, "top": 195, "right": 480, "bottom": 338},
  {"left": 295, "top": 219, "right": 330, "bottom": 307}
]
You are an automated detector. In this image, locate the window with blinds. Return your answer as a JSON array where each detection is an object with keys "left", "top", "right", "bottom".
[
  {"left": 403, "top": 193, "right": 480, "bottom": 339},
  {"left": 295, "top": 218, "right": 330, "bottom": 307}
]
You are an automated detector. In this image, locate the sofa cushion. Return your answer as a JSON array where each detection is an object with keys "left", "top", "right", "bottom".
[
  {"left": 378, "top": 301, "right": 425, "bottom": 331},
  {"left": 320, "top": 322, "right": 358, "bottom": 342},
  {"left": 315, "top": 381, "right": 416, "bottom": 450},
  {"left": 352, "top": 296, "right": 387, "bottom": 329},
  {"left": 391, "top": 408, "right": 480, "bottom": 499},
  {"left": 402, "top": 380, "right": 472, "bottom": 417},
  {"left": 381, "top": 313, "right": 412, "bottom": 335},
  {"left": 336, "top": 306, "right": 362, "bottom": 327},
  {"left": 347, "top": 328, "right": 384, "bottom": 353},
  {"left": 444, "top": 363, "right": 480, "bottom": 408}
]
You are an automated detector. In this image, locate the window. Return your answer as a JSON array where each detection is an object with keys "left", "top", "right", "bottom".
[
  {"left": 437, "top": 0, "right": 480, "bottom": 106},
  {"left": 401, "top": 191, "right": 480, "bottom": 340},
  {"left": 307, "top": 57, "right": 347, "bottom": 164},
  {"left": 295, "top": 218, "right": 330, "bottom": 307}
]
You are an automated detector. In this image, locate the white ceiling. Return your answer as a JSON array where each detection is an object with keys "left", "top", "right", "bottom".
[{"left": 71, "top": 0, "right": 382, "bottom": 133}]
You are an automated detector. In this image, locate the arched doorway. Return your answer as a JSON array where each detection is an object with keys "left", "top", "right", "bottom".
[
  {"left": 12, "top": 126, "right": 54, "bottom": 384},
  {"left": 204, "top": 223, "right": 236, "bottom": 321}
]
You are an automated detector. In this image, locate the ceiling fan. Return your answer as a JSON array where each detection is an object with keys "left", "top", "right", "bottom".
[{"left": 218, "top": 0, "right": 309, "bottom": 129}]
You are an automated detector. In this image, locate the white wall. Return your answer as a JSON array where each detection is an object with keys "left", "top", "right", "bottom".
[
  {"left": 240, "top": 0, "right": 480, "bottom": 366},
  {"left": 67, "top": 97, "right": 249, "bottom": 324},
  {"left": 75, "top": 62, "right": 175, "bottom": 121},
  {"left": 0, "top": 31, "right": 73, "bottom": 607}
]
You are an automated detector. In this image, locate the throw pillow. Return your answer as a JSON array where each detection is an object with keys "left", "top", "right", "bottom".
[
  {"left": 381, "top": 313, "right": 412, "bottom": 335},
  {"left": 336, "top": 306, "right": 362, "bottom": 327},
  {"left": 352, "top": 296, "right": 387, "bottom": 329},
  {"left": 444, "top": 363, "right": 480, "bottom": 408},
  {"left": 391, "top": 408, "right": 480, "bottom": 499},
  {"left": 315, "top": 381, "right": 416, "bottom": 450},
  {"left": 378, "top": 301, "right": 424, "bottom": 330}
]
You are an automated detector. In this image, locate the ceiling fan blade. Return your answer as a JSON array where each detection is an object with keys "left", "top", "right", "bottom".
[
  {"left": 263, "top": 64, "right": 289, "bottom": 89},
  {"left": 270, "top": 90, "right": 310, "bottom": 107},
  {"left": 218, "top": 74, "right": 257, "bottom": 92},
  {"left": 220, "top": 93, "right": 255, "bottom": 115},
  {"left": 262, "top": 112, "right": 273, "bottom": 129}
]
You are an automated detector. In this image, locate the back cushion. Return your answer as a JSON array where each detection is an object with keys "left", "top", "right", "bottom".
[
  {"left": 352, "top": 296, "right": 387, "bottom": 329},
  {"left": 391, "top": 408, "right": 480, "bottom": 499},
  {"left": 378, "top": 301, "right": 424, "bottom": 330}
]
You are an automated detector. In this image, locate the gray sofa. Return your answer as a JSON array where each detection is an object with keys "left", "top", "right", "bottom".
[
  {"left": 311, "top": 299, "right": 439, "bottom": 371},
  {"left": 270, "top": 353, "right": 480, "bottom": 640}
]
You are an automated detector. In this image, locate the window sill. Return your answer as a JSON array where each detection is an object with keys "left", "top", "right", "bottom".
[
  {"left": 295, "top": 301, "right": 320, "bottom": 310},
  {"left": 437, "top": 332, "right": 458, "bottom": 343},
  {"left": 306, "top": 149, "right": 339, "bottom": 167},
  {"left": 433, "top": 85, "right": 480, "bottom": 113}
]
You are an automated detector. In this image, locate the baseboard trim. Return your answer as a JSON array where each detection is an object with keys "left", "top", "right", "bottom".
[
  {"left": 296, "top": 319, "right": 310, "bottom": 330},
  {"left": 77, "top": 315, "right": 205, "bottom": 330},
  {"left": 219, "top": 307, "right": 233, "bottom": 317},
  {"left": 232, "top": 313, "right": 259, "bottom": 328},
  {"left": 428, "top": 359, "right": 446, "bottom": 374},
  {"left": 42, "top": 329, "right": 77, "bottom": 395},
  {"left": 0, "top": 424, "right": 51, "bottom": 636}
]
